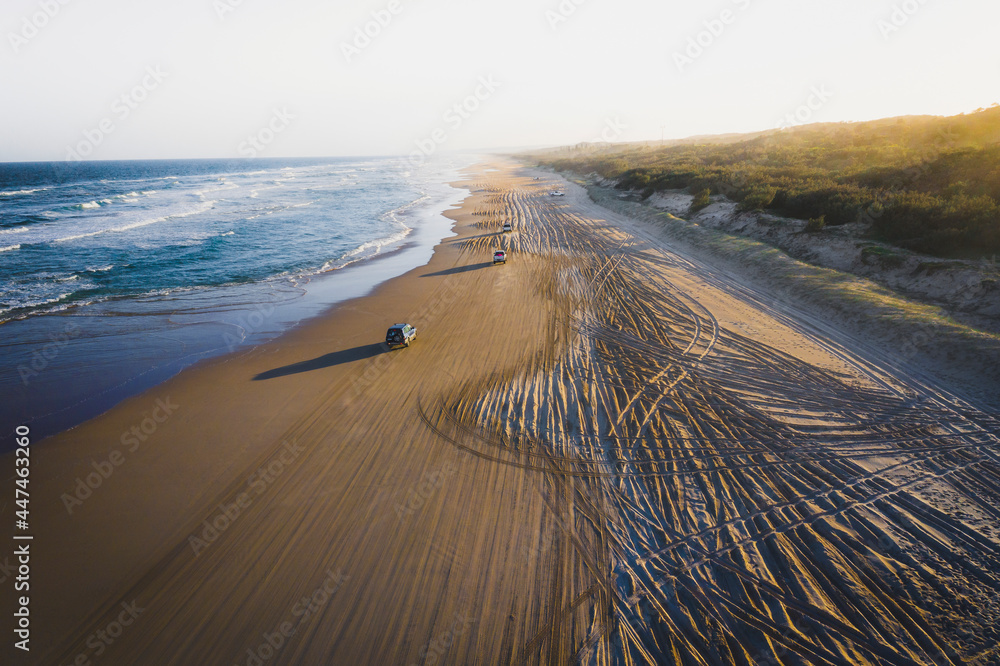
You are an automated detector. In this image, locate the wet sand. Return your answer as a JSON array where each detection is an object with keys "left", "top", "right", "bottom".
[{"left": 5, "top": 159, "right": 1000, "bottom": 665}]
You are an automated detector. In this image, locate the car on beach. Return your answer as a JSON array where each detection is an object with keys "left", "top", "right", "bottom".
[
  {"left": 550, "top": 191, "right": 565, "bottom": 197},
  {"left": 493, "top": 250, "right": 507, "bottom": 264},
  {"left": 385, "top": 323, "right": 417, "bottom": 349},
  {"left": 502, "top": 221, "right": 513, "bottom": 232}
]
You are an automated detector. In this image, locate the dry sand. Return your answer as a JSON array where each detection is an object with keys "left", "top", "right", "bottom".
[{"left": 4, "top": 159, "right": 1000, "bottom": 665}]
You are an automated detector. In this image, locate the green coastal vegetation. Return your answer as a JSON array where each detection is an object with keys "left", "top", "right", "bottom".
[{"left": 534, "top": 106, "right": 1000, "bottom": 259}]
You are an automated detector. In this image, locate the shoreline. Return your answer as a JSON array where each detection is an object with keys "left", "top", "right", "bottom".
[
  {"left": 7, "top": 158, "right": 556, "bottom": 663},
  {"left": 0, "top": 158, "right": 474, "bottom": 449},
  {"left": 4, "top": 157, "right": 999, "bottom": 664}
]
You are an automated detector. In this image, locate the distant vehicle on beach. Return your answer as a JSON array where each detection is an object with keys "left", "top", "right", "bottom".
[
  {"left": 550, "top": 191, "right": 565, "bottom": 197},
  {"left": 385, "top": 323, "right": 417, "bottom": 348},
  {"left": 493, "top": 250, "right": 507, "bottom": 264},
  {"left": 502, "top": 221, "right": 513, "bottom": 232}
]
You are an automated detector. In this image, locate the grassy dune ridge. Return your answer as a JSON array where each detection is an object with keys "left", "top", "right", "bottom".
[{"left": 533, "top": 107, "right": 1000, "bottom": 258}]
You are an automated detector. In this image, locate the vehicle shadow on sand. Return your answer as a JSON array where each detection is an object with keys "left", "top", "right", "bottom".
[
  {"left": 446, "top": 232, "right": 503, "bottom": 243},
  {"left": 421, "top": 262, "right": 493, "bottom": 277},
  {"left": 253, "top": 343, "right": 389, "bottom": 380}
]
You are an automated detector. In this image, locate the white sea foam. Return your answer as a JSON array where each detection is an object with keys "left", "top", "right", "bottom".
[
  {"left": 321, "top": 223, "right": 413, "bottom": 273},
  {"left": 0, "top": 244, "right": 21, "bottom": 253},
  {"left": 54, "top": 200, "right": 217, "bottom": 243},
  {"left": 0, "top": 291, "right": 76, "bottom": 317},
  {"left": 0, "top": 188, "right": 47, "bottom": 197},
  {"left": 2, "top": 156, "right": 481, "bottom": 332},
  {"left": 195, "top": 182, "right": 239, "bottom": 197}
]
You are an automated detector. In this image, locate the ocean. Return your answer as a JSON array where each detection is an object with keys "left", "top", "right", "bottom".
[{"left": 0, "top": 155, "right": 476, "bottom": 444}]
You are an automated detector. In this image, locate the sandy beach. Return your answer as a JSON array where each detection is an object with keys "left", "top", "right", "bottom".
[{"left": 5, "top": 159, "right": 1000, "bottom": 665}]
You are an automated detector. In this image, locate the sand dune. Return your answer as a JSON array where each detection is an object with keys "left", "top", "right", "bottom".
[{"left": 6, "top": 160, "right": 1000, "bottom": 665}]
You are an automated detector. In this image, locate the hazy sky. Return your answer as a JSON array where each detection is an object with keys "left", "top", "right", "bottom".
[{"left": 1, "top": 0, "right": 997, "bottom": 162}]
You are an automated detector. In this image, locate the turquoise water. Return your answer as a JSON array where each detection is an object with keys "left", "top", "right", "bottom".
[
  {"left": 0, "top": 157, "right": 440, "bottom": 322},
  {"left": 0, "top": 155, "right": 475, "bottom": 444}
]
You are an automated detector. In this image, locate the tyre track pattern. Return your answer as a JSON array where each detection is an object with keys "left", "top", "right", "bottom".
[{"left": 426, "top": 175, "right": 1000, "bottom": 665}]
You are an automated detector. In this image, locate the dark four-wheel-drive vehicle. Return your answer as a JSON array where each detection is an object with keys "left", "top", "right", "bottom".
[{"left": 386, "top": 323, "right": 417, "bottom": 348}]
